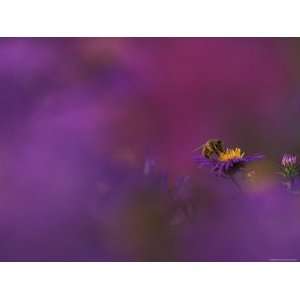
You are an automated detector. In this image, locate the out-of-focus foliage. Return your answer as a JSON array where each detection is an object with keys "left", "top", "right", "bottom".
[{"left": 0, "top": 38, "right": 300, "bottom": 260}]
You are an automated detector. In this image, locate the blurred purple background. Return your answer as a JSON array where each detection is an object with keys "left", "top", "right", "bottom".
[{"left": 1, "top": 38, "right": 300, "bottom": 261}]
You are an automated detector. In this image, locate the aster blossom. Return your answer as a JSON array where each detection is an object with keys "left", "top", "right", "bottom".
[
  {"left": 281, "top": 154, "right": 298, "bottom": 177},
  {"left": 194, "top": 146, "right": 263, "bottom": 178},
  {"left": 280, "top": 154, "right": 299, "bottom": 191}
]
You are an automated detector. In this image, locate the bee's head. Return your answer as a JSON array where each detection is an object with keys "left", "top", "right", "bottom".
[{"left": 215, "top": 139, "right": 224, "bottom": 152}]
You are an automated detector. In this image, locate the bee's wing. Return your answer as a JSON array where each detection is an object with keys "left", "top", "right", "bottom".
[{"left": 192, "top": 145, "right": 204, "bottom": 152}]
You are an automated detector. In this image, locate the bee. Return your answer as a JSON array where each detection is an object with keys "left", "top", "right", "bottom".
[{"left": 193, "top": 139, "right": 225, "bottom": 158}]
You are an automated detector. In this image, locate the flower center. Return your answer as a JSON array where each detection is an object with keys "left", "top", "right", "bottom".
[{"left": 218, "top": 148, "right": 245, "bottom": 161}]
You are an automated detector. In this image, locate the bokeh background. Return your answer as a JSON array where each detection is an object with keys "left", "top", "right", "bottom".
[{"left": 1, "top": 38, "right": 300, "bottom": 261}]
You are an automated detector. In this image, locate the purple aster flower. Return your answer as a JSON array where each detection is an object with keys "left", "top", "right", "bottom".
[
  {"left": 281, "top": 154, "right": 297, "bottom": 169},
  {"left": 280, "top": 154, "right": 299, "bottom": 191},
  {"left": 194, "top": 147, "right": 263, "bottom": 178}
]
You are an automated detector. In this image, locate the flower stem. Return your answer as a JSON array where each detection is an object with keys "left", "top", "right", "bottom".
[
  {"left": 286, "top": 178, "right": 296, "bottom": 192},
  {"left": 229, "top": 175, "right": 244, "bottom": 194}
]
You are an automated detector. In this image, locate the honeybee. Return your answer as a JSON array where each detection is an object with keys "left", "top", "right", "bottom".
[{"left": 193, "top": 139, "right": 225, "bottom": 158}]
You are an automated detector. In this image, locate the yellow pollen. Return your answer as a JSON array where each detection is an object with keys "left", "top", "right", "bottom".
[{"left": 218, "top": 148, "right": 245, "bottom": 161}]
